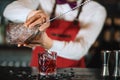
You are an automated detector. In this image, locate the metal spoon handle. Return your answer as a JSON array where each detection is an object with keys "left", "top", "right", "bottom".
[{"left": 47, "top": 0, "right": 91, "bottom": 23}]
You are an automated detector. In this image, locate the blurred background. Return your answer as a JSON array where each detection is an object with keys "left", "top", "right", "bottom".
[{"left": 0, "top": 0, "right": 120, "bottom": 69}]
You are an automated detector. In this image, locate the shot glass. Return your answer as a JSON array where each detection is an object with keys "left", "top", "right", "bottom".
[{"left": 38, "top": 50, "right": 57, "bottom": 76}]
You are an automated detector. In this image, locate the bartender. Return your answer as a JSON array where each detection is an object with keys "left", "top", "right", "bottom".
[{"left": 3, "top": 0, "right": 107, "bottom": 68}]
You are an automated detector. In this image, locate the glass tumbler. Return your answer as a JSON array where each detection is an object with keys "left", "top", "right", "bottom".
[
  {"left": 38, "top": 50, "right": 57, "bottom": 76},
  {"left": 6, "top": 23, "right": 40, "bottom": 44}
]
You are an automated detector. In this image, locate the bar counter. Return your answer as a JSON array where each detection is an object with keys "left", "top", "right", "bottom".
[{"left": 0, "top": 66, "right": 120, "bottom": 80}]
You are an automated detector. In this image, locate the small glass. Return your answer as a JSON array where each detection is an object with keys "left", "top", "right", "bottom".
[{"left": 38, "top": 50, "right": 57, "bottom": 76}]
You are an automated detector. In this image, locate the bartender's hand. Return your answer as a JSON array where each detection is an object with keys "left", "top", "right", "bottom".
[
  {"left": 23, "top": 32, "right": 53, "bottom": 49},
  {"left": 18, "top": 10, "right": 50, "bottom": 47},
  {"left": 24, "top": 10, "right": 50, "bottom": 31}
]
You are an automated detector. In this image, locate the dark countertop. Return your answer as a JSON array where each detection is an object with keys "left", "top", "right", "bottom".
[
  {"left": 0, "top": 44, "right": 31, "bottom": 50},
  {"left": 0, "top": 67, "right": 119, "bottom": 80}
]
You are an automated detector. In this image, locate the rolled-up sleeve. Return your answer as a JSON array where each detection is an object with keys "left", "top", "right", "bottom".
[{"left": 3, "top": 0, "right": 39, "bottom": 23}]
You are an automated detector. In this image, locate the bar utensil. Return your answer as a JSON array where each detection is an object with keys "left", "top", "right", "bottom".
[
  {"left": 102, "top": 50, "right": 111, "bottom": 77},
  {"left": 113, "top": 50, "right": 120, "bottom": 77}
]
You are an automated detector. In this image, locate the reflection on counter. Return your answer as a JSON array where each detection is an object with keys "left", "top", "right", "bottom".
[{"left": 0, "top": 67, "right": 120, "bottom": 80}]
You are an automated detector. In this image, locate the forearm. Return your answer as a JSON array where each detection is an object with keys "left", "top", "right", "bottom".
[{"left": 49, "top": 39, "right": 90, "bottom": 61}]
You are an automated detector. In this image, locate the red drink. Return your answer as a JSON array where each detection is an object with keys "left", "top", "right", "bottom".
[{"left": 38, "top": 51, "right": 57, "bottom": 75}]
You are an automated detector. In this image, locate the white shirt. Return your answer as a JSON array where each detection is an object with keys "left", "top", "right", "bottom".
[{"left": 3, "top": 0, "right": 107, "bottom": 60}]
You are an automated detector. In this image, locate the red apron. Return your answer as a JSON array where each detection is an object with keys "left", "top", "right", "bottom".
[{"left": 30, "top": 19, "right": 86, "bottom": 68}]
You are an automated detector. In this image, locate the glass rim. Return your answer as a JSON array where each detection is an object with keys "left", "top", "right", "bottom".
[{"left": 101, "top": 50, "right": 111, "bottom": 53}]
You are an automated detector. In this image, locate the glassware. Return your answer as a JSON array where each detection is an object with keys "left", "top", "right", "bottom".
[
  {"left": 6, "top": 23, "right": 40, "bottom": 44},
  {"left": 38, "top": 50, "right": 57, "bottom": 76}
]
